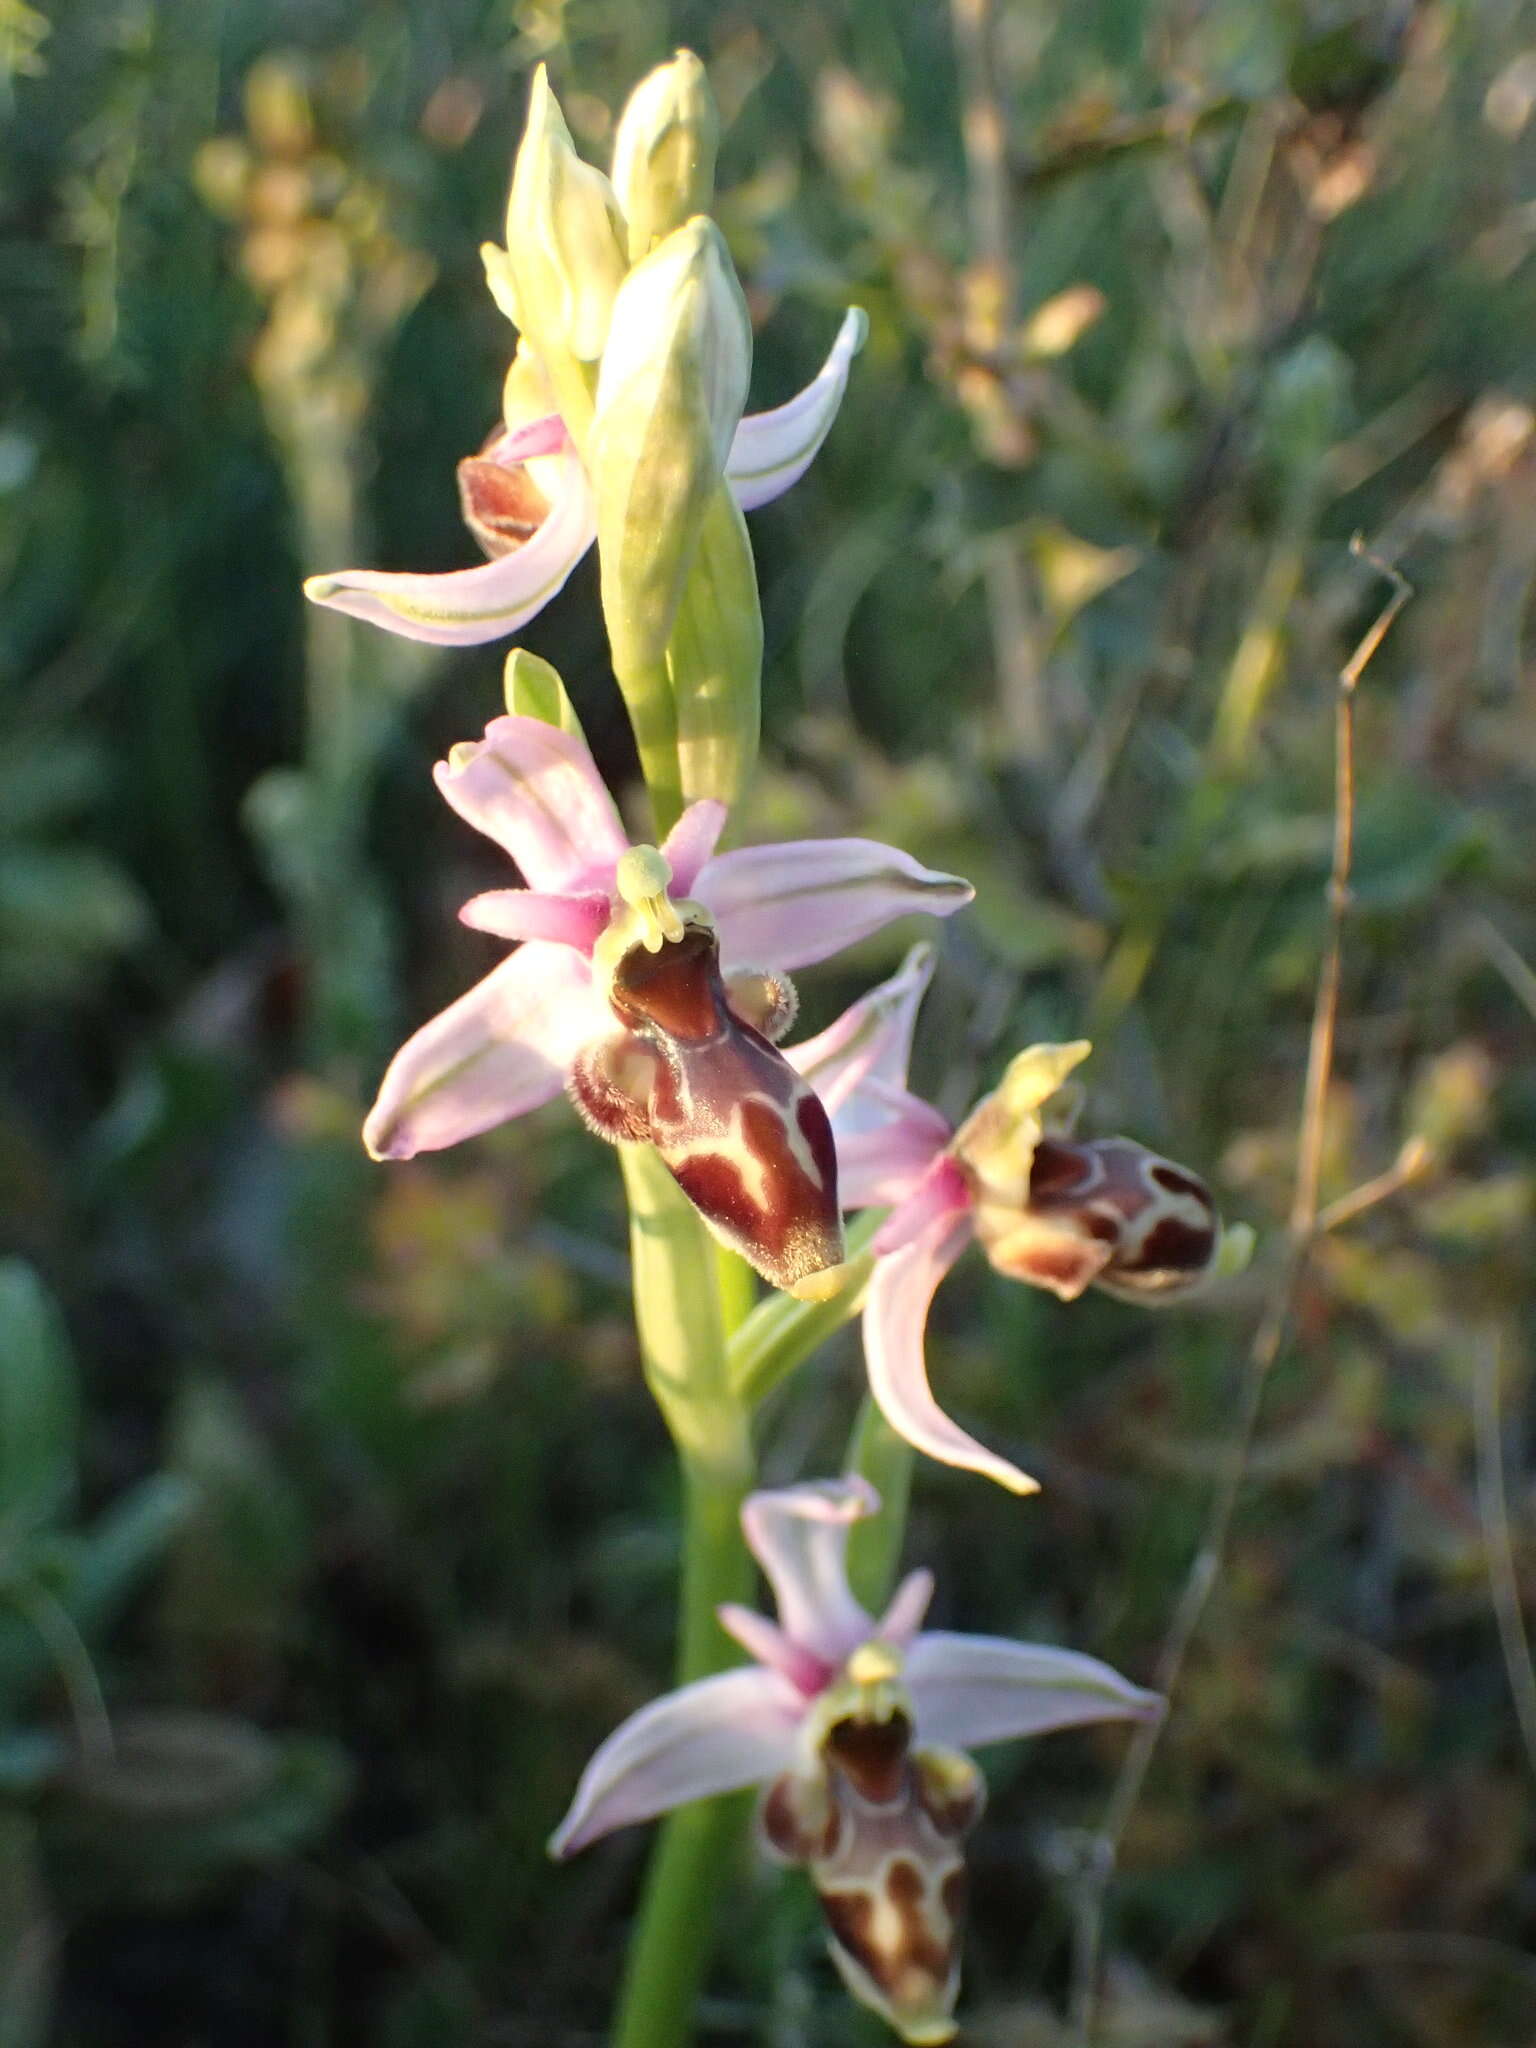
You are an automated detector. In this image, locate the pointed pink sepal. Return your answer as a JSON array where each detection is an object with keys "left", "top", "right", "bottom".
[
  {"left": 433, "top": 714, "right": 629, "bottom": 893},
  {"left": 548, "top": 1665, "right": 804, "bottom": 1858},
  {"left": 903, "top": 1631, "right": 1163, "bottom": 1750},
  {"left": 787, "top": 942, "right": 937, "bottom": 1129},
  {"left": 863, "top": 1211, "right": 1039, "bottom": 1496},
  {"left": 303, "top": 456, "right": 596, "bottom": 648},
  {"left": 698, "top": 840, "right": 972, "bottom": 975},
  {"left": 362, "top": 942, "right": 602, "bottom": 1161},
  {"left": 740, "top": 1478, "right": 882, "bottom": 1666},
  {"left": 726, "top": 308, "right": 869, "bottom": 511}
]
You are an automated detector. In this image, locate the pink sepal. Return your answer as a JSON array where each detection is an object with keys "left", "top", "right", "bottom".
[
  {"left": 863, "top": 1212, "right": 1038, "bottom": 1496},
  {"left": 433, "top": 715, "right": 628, "bottom": 893}
]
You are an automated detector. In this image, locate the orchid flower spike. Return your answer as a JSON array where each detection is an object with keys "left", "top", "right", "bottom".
[
  {"left": 788, "top": 949, "right": 1240, "bottom": 1490},
  {"left": 551, "top": 1477, "right": 1160, "bottom": 2044},
  {"left": 362, "top": 713, "right": 972, "bottom": 1296}
]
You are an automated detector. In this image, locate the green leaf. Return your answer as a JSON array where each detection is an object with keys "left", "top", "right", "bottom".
[
  {"left": 69, "top": 1473, "right": 198, "bottom": 1637},
  {"left": 0, "top": 1261, "right": 78, "bottom": 1535},
  {"left": 41, "top": 1713, "right": 351, "bottom": 1912}
]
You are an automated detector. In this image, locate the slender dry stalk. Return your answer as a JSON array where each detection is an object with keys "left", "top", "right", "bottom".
[
  {"left": 1316, "top": 1135, "right": 1432, "bottom": 1233},
  {"left": 1067, "top": 543, "right": 1412, "bottom": 2043},
  {"left": 948, "top": 0, "right": 1049, "bottom": 764}
]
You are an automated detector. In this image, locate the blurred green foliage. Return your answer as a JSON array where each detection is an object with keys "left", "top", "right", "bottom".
[{"left": 2, "top": 0, "right": 1536, "bottom": 2041}]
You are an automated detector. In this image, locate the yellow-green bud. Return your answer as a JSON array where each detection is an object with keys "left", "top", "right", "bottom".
[
  {"left": 667, "top": 486, "right": 762, "bottom": 811},
  {"left": 503, "top": 648, "right": 584, "bottom": 740},
  {"left": 504, "top": 68, "right": 627, "bottom": 393},
  {"left": 611, "top": 50, "right": 719, "bottom": 263},
  {"left": 590, "top": 218, "right": 750, "bottom": 682}
]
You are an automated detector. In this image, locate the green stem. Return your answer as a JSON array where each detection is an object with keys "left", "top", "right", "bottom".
[
  {"left": 619, "top": 663, "right": 685, "bottom": 840},
  {"left": 843, "top": 1398, "right": 916, "bottom": 1615},
  {"left": 728, "top": 1212, "right": 883, "bottom": 1405},
  {"left": 612, "top": 1149, "right": 755, "bottom": 2048}
]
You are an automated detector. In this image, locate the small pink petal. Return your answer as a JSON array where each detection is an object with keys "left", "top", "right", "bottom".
[
  {"left": 741, "top": 1480, "right": 880, "bottom": 1667},
  {"left": 871, "top": 1154, "right": 972, "bottom": 1254},
  {"left": 876, "top": 1568, "right": 935, "bottom": 1648},
  {"left": 458, "top": 889, "right": 609, "bottom": 952},
  {"left": 717, "top": 1605, "right": 832, "bottom": 1697},
  {"left": 786, "top": 943, "right": 937, "bottom": 1128},
  {"left": 489, "top": 412, "right": 571, "bottom": 462},
  {"left": 904, "top": 1632, "right": 1162, "bottom": 1751},
  {"left": 362, "top": 942, "right": 601, "bottom": 1161},
  {"left": 303, "top": 456, "right": 596, "bottom": 648},
  {"left": 697, "top": 840, "right": 973, "bottom": 975},
  {"left": 435, "top": 715, "right": 629, "bottom": 894},
  {"left": 727, "top": 307, "right": 868, "bottom": 511},
  {"left": 863, "top": 1214, "right": 1038, "bottom": 1496},
  {"left": 660, "top": 799, "right": 729, "bottom": 896},
  {"left": 548, "top": 1665, "right": 804, "bottom": 1857},
  {"left": 835, "top": 1096, "right": 954, "bottom": 1212}
]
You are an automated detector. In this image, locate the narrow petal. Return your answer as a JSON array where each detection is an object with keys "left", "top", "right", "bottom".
[
  {"left": 904, "top": 1632, "right": 1162, "bottom": 1751},
  {"left": 836, "top": 1099, "right": 955, "bottom": 1211},
  {"left": 717, "top": 1605, "right": 831, "bottom": 1696},
  {"left": 741, "top": 1480, "right": 880, "bottom": 1666},
  {"left": 434, "top": 715, "right": 628, "bottom": 893},
  {"left": 458, "top": 889, "right": 609, "bottom": 952},
  {"left": 863, "top": 1216, "right": 1038, "bottom": 1496},
  {"left": 549, "top": 1666, "right": 804, "bottom": 1857},
  {"left": 871, "top": 1154, "right": 971, "bottom": 1253},
  {"left": 363, "top": 943, "right": 601, "bottom": 1161},
  {"left": 660, "top": 799, "right": 729, "bottom": 896},
  {"left": 698, "top": 840, "right": 973, "bottom": 974},
  {"left": 490, "top": 412, "right": 571, "bottom": 462},
  {"left": 786, "top": 943, "right": 936, "bottom": 1131},
  {"left": 303, "top": 457, "right": 596, "bottom": 648},
  {"left": 727, "top": 307, "right": 869, "bottom": 511},
  {"left": 877, "top": 1568, "right": 935, "bottom": 1648}
]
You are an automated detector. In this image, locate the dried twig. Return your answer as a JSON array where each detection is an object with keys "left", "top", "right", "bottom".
[
  {"left": 1067, "top": 543, "right": 1412, "bottom": 2042},
  {"left": 948, "top": 0, "right": 1048, "bottom": 763}
]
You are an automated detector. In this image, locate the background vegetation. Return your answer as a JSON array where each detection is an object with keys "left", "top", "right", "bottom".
[{"left": 3, "top": 0, "right": 1536, "bottom": 2041}]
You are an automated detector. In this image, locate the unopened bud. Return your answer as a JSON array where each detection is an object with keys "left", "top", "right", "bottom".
[
  {"left": 504, "top": 67, "right": 627, "bottom": 394},
  {"left": 590, "top": 216, "right": 752, "bottom": 680},
  {"left": 611, "top": 50, "right": 719, "bottom": 262},
  {"left": 503, "top": 649, "right": 583, "bottom": 739}
]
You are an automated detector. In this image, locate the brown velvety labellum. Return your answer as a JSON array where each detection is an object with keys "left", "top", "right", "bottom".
[
  {"left": 1026, "top": 1135, "right": 1219, "bottom": 1300},
  {"left": 605, "top": 924, "right": 844, "bottom": 1292},
  {"left": 787, "top": 1709, "right": 977, "bottom": 2042},
  {"left": 456, "top": 455, "right": 549, "bottom": 559}
]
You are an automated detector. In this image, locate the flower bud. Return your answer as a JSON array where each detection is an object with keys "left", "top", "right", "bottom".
[
  {"left": 502, "top": 648, "right": 583, "bottom": 738},
  {"left": 590, "top": 216, "right": 752, "bottom": 682},
  {"left": 611, "top": 50, "right": 719, "bottom": 262},
  {"left": 503, "top": 68, "right": 627, "bottom": 394}
]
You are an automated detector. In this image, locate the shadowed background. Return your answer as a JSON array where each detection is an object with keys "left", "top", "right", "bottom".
[{"left": 2, "top": 0, "right": 1536, "bottom": 2042}]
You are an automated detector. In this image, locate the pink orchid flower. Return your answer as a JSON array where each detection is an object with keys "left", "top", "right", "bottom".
[
  {"left": 551, "top": 1477, "right": 1158, "bottom": 2044},
  {"left": 789, "top": 949, "right": 1228, "bottom": 1492},
  {"left": 363, "top": 714, "right": 972, "bottom": 1293},
  {"left": 303, "top": 308, "right": 866, "bottom": 645}
]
